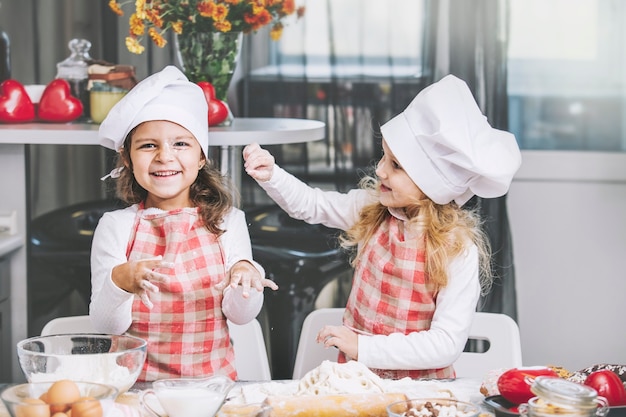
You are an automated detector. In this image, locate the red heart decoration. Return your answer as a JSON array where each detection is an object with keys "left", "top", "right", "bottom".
[
  {"left": 197, "top": 81, "right": 229, "bottom": 126},
  {"left": 38, "top": 79, "right": 83, "bottom": 123},
  {"left": 0, "top": 79, "right": 36, "bottom": 123}
]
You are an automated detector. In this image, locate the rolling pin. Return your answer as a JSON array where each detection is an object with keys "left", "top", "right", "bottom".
[{"left": 264, "top": 392, "right": 407, "bottom": 417}]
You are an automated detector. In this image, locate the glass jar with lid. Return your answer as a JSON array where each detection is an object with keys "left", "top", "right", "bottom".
[
  {"left": 56, "top": 38, "right": 92, "bottom": 120},
  {"left": 519, "top": 376, "right": 609, "bottom": 417}
]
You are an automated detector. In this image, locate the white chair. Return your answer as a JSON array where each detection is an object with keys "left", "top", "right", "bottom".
[
  {"left": 41, "top": 315, "right": 95, "bottom": 335},
  {"left": 41, "top": 315, "right": 272, "bottom": 381},
  {"left": 292, "top": 308, "right": 345, "bottom": 379},
  {"left": 227, "top": 319, "right": 272, "bottom": 381},
  {"left": 291, "top": 309, "right": 522, "bottom": 380},
  {"left": 453, "top": 311, "right": 523, "bottom": 378}
]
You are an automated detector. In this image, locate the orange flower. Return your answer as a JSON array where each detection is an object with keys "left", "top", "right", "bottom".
[
  {"left": 197, "top": 1, "right": 215, "bottom": 18},
  {"left": 148, "top": 27, "right": 167, "bottom": 47},
  {"left": 282, "top": 0, "right": 295, "bottom": 15},
  {"left": 270, "top": 22, "right": 283, "bottom": 40},
  {"left": 171, "top": 21, "right": 184, "bottom": 34},
  {"left": 129, "top": 13, "right": 145, "bottom": 36},
  {"left": 213, "top": 3, "right": 229, "bottom": 21},
  {"left": 214, "top": 20, "right": 232, "bottom": 32},
  {"left": 112, "top": 0, "right": 305, "bottom": 54},
  {"left": 108, "top": 0, "right": 123, "bottom": 16},
  {"left": 146, "top": 9, "right": 164, "bottom": 29},
  {"left": 125, "top": 36, "right": 145, "bottom": 54},
  {"left": 135, "top": 0, "right": 147, "bottom": 19}
]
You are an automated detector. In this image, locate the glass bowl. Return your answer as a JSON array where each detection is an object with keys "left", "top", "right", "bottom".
[
  {"left": 17, "top": 333, "right": 147, "bottom": 393},
  {"left": 1, "top": 381, "right": 118, "bottom": 417},
  {"left": 387, "top": 398, "right": 482, "bottom": 417}
]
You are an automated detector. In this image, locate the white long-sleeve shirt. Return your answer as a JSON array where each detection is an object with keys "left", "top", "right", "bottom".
[
  {"left": 256, "top": 165, "right": 480, "bottom": 371},
  {"left": 90, "top": 204, "right": 264, "bottom": 334}
]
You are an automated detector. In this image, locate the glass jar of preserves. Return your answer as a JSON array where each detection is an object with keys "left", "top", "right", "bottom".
[
  {"left": 88, "top": 64, "right": 136, "bottom": 123},
  {"left": 519, "top": 376, "right": 609, "bottom": 417}
]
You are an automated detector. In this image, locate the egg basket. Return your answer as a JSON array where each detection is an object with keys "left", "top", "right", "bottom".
[{"left": 0, "top": 381, "right": 118, "bottom": 417}]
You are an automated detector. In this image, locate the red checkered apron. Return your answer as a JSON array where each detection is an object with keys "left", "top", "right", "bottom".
[
  {"left": 125, "top": 206, "right": 236, "bottom": 382},
  {"left": 341, "top": 216, "right": 455, "bottom": 379}
]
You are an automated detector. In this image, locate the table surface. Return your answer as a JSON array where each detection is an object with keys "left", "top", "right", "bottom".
[
  {"left": 0, "top": 118, "right": 325, "bottom": 147},
  {"left": 0, "top": 378, "right": 487, "bottom": 417}
]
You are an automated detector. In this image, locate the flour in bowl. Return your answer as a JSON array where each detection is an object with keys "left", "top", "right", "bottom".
[{"left": 28, "top": 354, "right": 136, "bottom": 392}]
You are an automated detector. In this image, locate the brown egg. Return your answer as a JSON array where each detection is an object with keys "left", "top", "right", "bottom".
[
  {"left": 15, "top": 397, "right": 51, "bottom": 417},
  {"left": 39, "top": 392, "right": 49, "bottom": 403},
  {"left": 70, "top": 397, "right": 103, "bottom": 417},
  {"left": 46, "top": 380, "right": 81, "bottom": 413}
]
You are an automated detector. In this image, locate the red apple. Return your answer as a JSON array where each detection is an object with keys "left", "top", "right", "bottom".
[
  {"left": 584, "top": 370, "right": 626, "bottom": 406},
  {"left": 497, "top": 366, "right": 560, "bottom": 404}
]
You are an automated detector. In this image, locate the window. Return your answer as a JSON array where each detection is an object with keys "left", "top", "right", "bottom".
[
  {"left": 507, "top": 0, "right": 626, "bottom": 151},
  {"left": 267, "top": 0, "right": 425, "bottom": 79}
]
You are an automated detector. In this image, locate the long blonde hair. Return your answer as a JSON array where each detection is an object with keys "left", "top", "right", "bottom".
[
  {"left": 113, "top": 128, "right": 235, "bottom": 236},
  {"left": 340, "top": 174, "right": 493, "bottom": 295}
]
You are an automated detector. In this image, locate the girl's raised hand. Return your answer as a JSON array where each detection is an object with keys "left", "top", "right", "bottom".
[
  {"left": 111, "top": 255, "right": 173, "bottom": 309},
  {"left": 243, "top": 143, "right": 275, "bottom": 182},
  {"left": 220, "top": 260, "right": 279, "bottom": 297}
]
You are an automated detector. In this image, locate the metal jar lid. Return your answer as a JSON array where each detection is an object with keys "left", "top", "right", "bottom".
[{"left": 531, "top": 376, "right": 599, "bottom": 407}]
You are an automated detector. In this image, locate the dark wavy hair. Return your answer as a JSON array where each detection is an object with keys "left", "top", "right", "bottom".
[{"left": 113, "top": 128, "right": 236, "bottom": 236}]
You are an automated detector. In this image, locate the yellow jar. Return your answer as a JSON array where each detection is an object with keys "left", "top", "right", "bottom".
[{"left": 90, "top": 90, "right": 126, "bottom": 123}]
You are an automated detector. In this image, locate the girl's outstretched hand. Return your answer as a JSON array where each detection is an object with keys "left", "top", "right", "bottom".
[
  {"left": 221, "top": 260, "right": 279, "bottom": 297},
  {"left": 243, "top": 143, "right": 275, "bottom": 182},
  {"left": 317, "top": 325, "right": 359, "bottom": 361},
  {"left": 111, "top": 255, "right": 173, "bottom": 309}
]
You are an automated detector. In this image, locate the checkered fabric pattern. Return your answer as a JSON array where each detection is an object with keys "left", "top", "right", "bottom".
[
  {"left": 343, "top": 216, "right": 454, "bottom": 379},
  {"left": 125, "top": 207, "right": 236, "bottom": 381}
]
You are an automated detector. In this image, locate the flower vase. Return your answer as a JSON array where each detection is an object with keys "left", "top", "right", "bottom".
[{"left": 175, "top": 31, "right": 243, "bottom": 126}]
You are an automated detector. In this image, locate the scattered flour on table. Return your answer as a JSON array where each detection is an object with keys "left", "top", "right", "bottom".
[
  {"left": 231, "top": 361, "right": 479, "bottom": 404},
  {"left": 28, "top": 354, "right": 136, "bottom": 392}
]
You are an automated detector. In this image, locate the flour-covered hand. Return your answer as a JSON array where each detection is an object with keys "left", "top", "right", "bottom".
[
  {"left": 317, "top": 325, "right": 359, "bottom": 361},
  {"left": 243, "top": 142, "right": 275, "bottom": 182},
  {"left": 111, "top": 255, "right": 173, "bottom": 309},
  {"left": 222, "top": 260, "right": 278, "bottom": 297}
]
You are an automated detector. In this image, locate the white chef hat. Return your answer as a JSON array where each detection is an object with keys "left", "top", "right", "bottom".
[
  {"left": 98, "top": 65, "right": 209, "bottom": 157},
  {"left": 380, "top": 75, "right": 521, "bottom": 206}
]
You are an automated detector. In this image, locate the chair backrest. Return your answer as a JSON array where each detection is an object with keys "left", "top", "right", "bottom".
[
  {"left": 227, "top": 319, "right": 272, "bottom": 381},
  {"left": 292, "top": 308, "right": 345, "bottom": 379},
  {"left": 41, "top": 315, "right": 95, "bottom": 335},
  {"left": 41, "top": 315, "right": 272, "bottom": 381},
  {"left": 454, "top": 312, "right": 523, "bottom": 378}
]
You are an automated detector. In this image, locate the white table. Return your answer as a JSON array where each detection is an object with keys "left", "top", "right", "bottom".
[
  {"left": 0, "top": 117, "right": 325, "bottom": 382},
  {"left": 210, "top": 117, "right": 325, "bottom": 183},
  {"left": 0, "top": 118, "right": 325, "bottom": 184}
]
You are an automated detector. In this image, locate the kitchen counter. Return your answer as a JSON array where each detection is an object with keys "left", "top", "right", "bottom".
[
  {"left": 0, "top": 118, "right": 324, "bottom": 146},
  {"left": 0, "top": 235, "right": 22, "bottom": 258}
]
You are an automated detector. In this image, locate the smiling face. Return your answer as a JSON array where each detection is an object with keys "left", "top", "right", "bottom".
[
  {"left": 375, "top": 139, "right": 424, "bottom": 208},
  {"left": 128, "top": 120, "right": 205, "bottom": 210}
]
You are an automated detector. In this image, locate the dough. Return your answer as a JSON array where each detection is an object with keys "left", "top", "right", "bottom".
[{"left": 296, "top": 361, "right": 386, "bottom": 395}]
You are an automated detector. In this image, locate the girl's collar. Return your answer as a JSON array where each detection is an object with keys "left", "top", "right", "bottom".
[{"left": 388, "top": 207, "right": 409, "bottom": 221}]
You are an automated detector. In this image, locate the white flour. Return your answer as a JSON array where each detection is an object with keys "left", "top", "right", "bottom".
[
  {"left": 230, "top": 361, "right": 480, "bottom": 404},
  {"left": 28, "top": 354, "right": 137, "bottom": 392}
]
